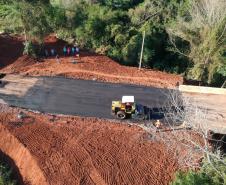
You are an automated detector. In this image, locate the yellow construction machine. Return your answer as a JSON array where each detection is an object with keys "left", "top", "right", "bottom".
[
  {"left": 112, "top": 96, "right": 148, "bottom": 120},
  {"left": 112, "top": 96, "right": 135, "bottom": 119}
]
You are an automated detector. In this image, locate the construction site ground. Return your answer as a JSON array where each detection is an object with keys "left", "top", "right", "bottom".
[
  {"left": 182, "top": 93, "right": 226, "bottom": 134},
  {"left": 0, "top": 104, "right": 182, "bottom": 185},
  {"left": 0, "top": 34, "right": 182, "bottom": 88},
  {"left": 0, "top": 34, "right": 225, "bottom": 185},
  {"left": 0, "top": 74, "right": 225, "bottom": 134}
]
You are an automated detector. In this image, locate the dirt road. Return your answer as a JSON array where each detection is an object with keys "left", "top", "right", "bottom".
[{"left": 182, "top": 93, "right": 226, "bottom": 134}]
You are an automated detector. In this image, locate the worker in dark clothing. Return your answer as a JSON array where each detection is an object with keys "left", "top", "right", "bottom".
[
  {"left": 45, "top": 49, "right": 49, "bottom": 58},
  {"left": 51, "top": 48, "right": 55, "bottom": 57}
]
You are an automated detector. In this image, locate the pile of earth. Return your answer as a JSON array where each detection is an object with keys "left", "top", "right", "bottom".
[
  {"left": 0, "top": 104, "right": 180, "bottom": 185},
  {"left": 0, "top": 34, "right": 183, "bottom": 88}
]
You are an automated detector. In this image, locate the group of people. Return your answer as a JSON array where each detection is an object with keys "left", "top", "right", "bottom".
[
  {"left": 44, "top": 48, "right": 57, "bottom": 58},
  {"left": 63, "top": 46, "right": 80, "bottom": 56},
  {"left": 44, "top": 45, "right": 80, "bottom": 58}
]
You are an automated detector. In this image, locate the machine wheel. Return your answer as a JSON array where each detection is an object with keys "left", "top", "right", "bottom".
[
  {"left": 117, "top": 111, "right": 126, "bottom": 119},
  {"left": 134, "top": 114, "right": 145, "bottom": 121},
  {"left": 138, "top": 115, "right": 146, "bottom": 120}
]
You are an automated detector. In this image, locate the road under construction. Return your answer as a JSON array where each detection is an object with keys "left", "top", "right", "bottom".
[{"left": 0, "top": 74, "right": 225, "bottom": 134}]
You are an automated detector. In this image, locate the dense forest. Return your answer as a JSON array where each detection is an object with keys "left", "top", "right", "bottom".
[{"left": 0, "top": 0, "right": 225, "bottom": 86}]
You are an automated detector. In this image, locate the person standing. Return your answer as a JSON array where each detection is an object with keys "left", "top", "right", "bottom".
[
  {"left": 154, "top": 120, "right": 161, "bottom": 129},
  {"left": 51, "top": 48, "right": 55, "bottom": 57},
  {"left": 45, "top": 49, "right": 49, "bottom": 58},
  {"left": 76, "top": 46, "right": 79, "bottom": 54},
  {"left": 76, "top": 46, "right": 80, "bottom": 57},
  {"left": 67, "top": 47, "right": 71, "bottom": 56},
  {"left": 56, "top": 54, "right": 60, "bottom": 63},
  {"left": 63, "top": 46, "right": 67, "bottom": 56},
  {"left": 71, "top": 46, "right": 75, "bottom": 56}
]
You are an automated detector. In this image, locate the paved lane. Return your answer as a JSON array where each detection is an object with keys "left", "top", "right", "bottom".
[
  {"left": 0, "top": 75, "right": 225, "bottom": 134},
  {"left": 0, "top": 75, "right": 170, "bottom": 118}
]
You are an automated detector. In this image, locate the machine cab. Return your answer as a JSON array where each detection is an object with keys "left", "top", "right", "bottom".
[
  {"left": 112, "top": 96, "right": 135, "bottom": 119},
  {"left": 122, "top": 96, "right": 135, "bottom": 114}
]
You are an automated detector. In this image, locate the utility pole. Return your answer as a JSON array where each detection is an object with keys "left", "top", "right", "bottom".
[
  {"left": 139, "top": 30, "right": 145, "bottom": 70},
  {"left": 221, "top": 80, "right": 226, "bottom": 88}
]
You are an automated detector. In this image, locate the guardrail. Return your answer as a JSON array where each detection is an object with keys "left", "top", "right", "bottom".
[{"left": 179, "top": 85, "right": 226, "bottom": 95}]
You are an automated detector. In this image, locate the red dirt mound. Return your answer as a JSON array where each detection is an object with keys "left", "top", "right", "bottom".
[
  {"left": 0, "top": 124, "right": 48, "bottom": 185},
  {"left": 0, "top": 34, "right": 23, "bottom": 68},
  {"left": 0, "top": 105, "right": 178, "bottom": 185},
  {"left": 1, "top": 55, "right": 36, "bottom": 73},
  {"left": 0, "top": 34, "right": 183, "bottom": 88}
]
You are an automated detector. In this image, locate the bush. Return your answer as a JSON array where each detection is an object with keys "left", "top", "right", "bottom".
[
  {"left": 23, "top": 41, "right": 37, "bottom": 58},
  {"left": 0, "top": 161, "right": 16, "bottom": 185},
  {"left": 201, "top": 158, "right": 226, "bottom": 185},
  {"left": 171, "top": 170, "right": 213, "bottom": 185},
  {"left": 171, "top": 158, "right": 226, "bottom": 185}
]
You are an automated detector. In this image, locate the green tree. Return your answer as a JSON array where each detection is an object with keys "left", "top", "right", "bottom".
[
  {"left": 168, "top": 0, "right": 226, "bottom": 84},
  {"left": 98, "top": 0, "right": 143, "bottom": 9},
  {"left": 0, "top": 0, "right": 53, "bottom": 56},
  {"left": 0, "top": 1, "right": 51, "bottom": 43}
]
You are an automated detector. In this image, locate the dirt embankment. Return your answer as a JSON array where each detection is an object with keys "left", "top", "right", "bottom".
[
  {"left": 0, "top": 34, "right": 183, "bottom": 88},
  {"left": 0, "top": 34, "right": 24, "bottom": 68},
  {"left": 0, "top": 105, "right": 178, "bottom": 185},
  {"left": 0, "top": 124, "right": 48, "bottom": 185}
]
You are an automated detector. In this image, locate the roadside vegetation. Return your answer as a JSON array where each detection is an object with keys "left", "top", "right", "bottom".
[
  {"left": 0, "top": 161, "right": 16, "bottom": 185},
  {"left": 171, "top": 158, "right": 226, "bottom": 185},
  {"left": 164, "top": 90, "right": 226, "bottom": 185},
  {"left": 0, "top": 0, "right": 225, "bottom": 86}
]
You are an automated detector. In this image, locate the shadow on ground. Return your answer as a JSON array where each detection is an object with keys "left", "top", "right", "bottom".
[{"left": 0, "top": 34, "right": 23, "bottom": 69}]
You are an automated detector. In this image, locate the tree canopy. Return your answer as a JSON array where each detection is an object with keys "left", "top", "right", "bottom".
[{"left": 0, "top": 0, "right": 225, "bottom": 86}]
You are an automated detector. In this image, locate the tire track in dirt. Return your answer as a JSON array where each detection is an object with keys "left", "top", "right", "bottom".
[
  {"left": 48, "top": 125, "right": 108, "bottom": 185},
  {"left": 0, "top": 105, "right": 179, "bottom": 185},
  {"left": 0, "top": 124, "right": 48, "bottom": 185}
]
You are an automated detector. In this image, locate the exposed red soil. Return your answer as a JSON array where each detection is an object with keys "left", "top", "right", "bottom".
[
  {"left": 0, "top": 124, "right": 48, "bottom": 185},
  {"left": 0, "top": 34, "right": 183, "bottom": 88},
  {"left": 0, "top": 34, "right": 24, "bottom": 67},
  {"left": 0, "top": 104, "right": 179, "bottom": 185}
]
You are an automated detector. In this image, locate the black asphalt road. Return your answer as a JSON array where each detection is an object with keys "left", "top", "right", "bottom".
[
  {"left": 1, "top": 75, "right": 226, "bottom": 134},
  {"left": 0, "top": 75, "right": 172, "bottom": 119}
]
